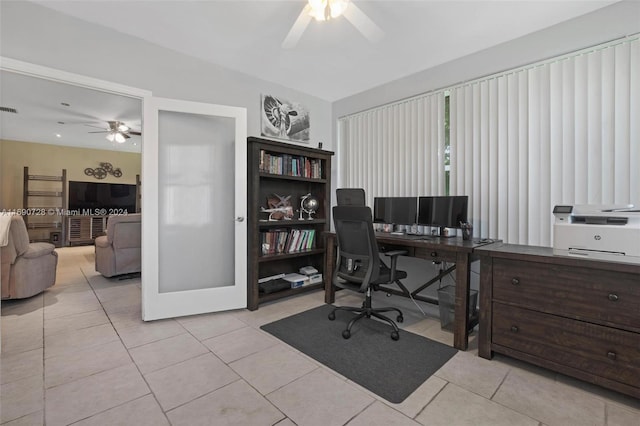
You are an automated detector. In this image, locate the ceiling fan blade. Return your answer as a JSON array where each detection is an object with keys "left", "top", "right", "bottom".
[
  {"left": 282, "top": 4, "right": 312, "bottom": 49},
  {"left": 128, "top": 131, "right": 142, "bottom": 136},
  {"left": 84, "top": 124, "right": 108, "bottom": 130},
  {"left": 343, "top": 3, "right": 384, "bottom": 43}
]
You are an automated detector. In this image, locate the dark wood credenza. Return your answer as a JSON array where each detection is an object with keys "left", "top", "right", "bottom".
[{"left": 477, "top": 243, "right": 640, "bottom": 399}]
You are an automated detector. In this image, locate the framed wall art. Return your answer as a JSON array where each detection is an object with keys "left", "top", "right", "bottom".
[{"left": 261, "top": 94, "right": 310, "bottom": 142}]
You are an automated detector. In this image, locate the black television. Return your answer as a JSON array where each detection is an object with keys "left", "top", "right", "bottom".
[
  {"left": 418, "top": 196, "right": 468, "bottom": 237},
  {"left": 68, "top": 181, "right": 137, "bottom": 214},
  {"left": 373, "top": 197, "right": 417, "bottom": 225}
]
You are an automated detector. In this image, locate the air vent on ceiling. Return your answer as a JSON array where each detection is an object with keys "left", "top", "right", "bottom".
[{"left": 0, "top": 106, "right": 18, "bottom": 114}]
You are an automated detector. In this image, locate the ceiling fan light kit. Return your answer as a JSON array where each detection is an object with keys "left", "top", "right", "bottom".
[
  {"left": 283, "top": 0, "right": 382, "bottom": 49},
  {"left": 88, "top": 120, "right": 140, "bottom": 144},
  {"left": 308, "top": 0, "right": 349, "bottom": 21},
  {"left": 105, "top": 130, "right": 127, "bottom": 143}
]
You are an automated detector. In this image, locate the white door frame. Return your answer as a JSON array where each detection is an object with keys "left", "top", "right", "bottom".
[
  {"left": 0, "top": 57, "right": 152, "bottom": 100},
  {"left": 0, "top": 57, "right": 151, "bottom": 324}
]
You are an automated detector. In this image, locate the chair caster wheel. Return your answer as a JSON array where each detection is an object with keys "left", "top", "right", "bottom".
[
  {"left": 391, "top": 331, "right": 400, "bottom": 341},
  {"left": 397, "top": 315, "right": 404, "bottom": 323},
  {"left": 342, "top": 330, "right": 351, "bottom": 339},
  {"left": 328, "top": 312, "right": 335, "bottom": 321}
]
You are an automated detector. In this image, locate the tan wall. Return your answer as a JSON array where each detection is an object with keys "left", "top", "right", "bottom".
[{"left": 1, "top": 139, "right": 141, "bottom": 209}]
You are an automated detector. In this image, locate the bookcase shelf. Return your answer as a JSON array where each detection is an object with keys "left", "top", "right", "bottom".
[
  {"left": 259, "top": 172, "right": 328, "bottom": 184},
  {"left": 247, "top": 137, "right": 333, "bottom": 310},
  {"left": 23, "top": 167, "right": 67, "bottom": 247},
  {"left": 257, "top": 283, "right": 324, "bottom": 304},
  {"left": 258, "top": 219, "right": 326, "bottom": 228},
  {"left": 258, "top": 248, "right": 325, "bottom": 263}
]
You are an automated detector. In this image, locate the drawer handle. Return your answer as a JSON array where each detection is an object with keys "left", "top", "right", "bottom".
[
  {"left": 510, "top": 325, "right": 519, "bottom": 333},
  {"left": 608, "top": 293, "right": 619, "bottom": 302},
  {"left": 511, "top": 278, "right": 520, "bottom": 285},
  {"left": 607, "top": 351, "right": 617, "bottom": 361}
]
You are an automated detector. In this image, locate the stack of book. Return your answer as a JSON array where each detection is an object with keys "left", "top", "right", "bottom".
[
  {"left": 258, "top": 273, "right": 290, "bottom": 294},
  {"left": 283, "top": 273, "right": 311, "bottom": 288},
  {"left": 260, "top": 228, "right": 316, "bottom": 255},
  {"left": 258, "top": 150, "right": 323, "bottom": 179}
]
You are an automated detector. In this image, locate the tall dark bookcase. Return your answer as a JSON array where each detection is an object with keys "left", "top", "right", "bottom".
[{"left": 247, "top": 137, "right": 333, "bottom": 310}]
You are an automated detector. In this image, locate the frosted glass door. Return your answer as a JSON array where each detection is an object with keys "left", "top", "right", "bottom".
[{"left": 142, "top": 98, "right": 247, "bottom": 320}]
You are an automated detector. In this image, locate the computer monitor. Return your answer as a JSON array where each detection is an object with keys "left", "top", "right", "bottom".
[
  {"left": 418, "top": 196, "right": 469, "bottom": 237},
  {"left": 373, "top": 197, "right": 417, "bottom": 225},
  {"left": 336, "top": 188, "right": 366, "bottom": 206}
]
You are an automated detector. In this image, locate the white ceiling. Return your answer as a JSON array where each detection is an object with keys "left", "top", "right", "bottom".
[
  {"left": 0, "top": 71, "right": 142, "bottom": 153},
  {"left": 33, "top": 0, "right": 618, "bottom": 102},
  {"left": 0, "top": 0, "right": 619, "bottom": 152}
]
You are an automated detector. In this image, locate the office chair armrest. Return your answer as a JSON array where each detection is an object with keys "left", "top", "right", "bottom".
[{"left": 383, "top": 250, "right": 406, "bottom": 280}]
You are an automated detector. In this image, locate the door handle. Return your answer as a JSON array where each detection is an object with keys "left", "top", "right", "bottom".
[{"left": 235, "top": 216, "right": 245, "bottom": 222}]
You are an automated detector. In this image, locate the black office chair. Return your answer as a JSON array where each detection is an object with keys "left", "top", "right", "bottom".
[
  {"left": 329, "top": 205, "right": 407, "bottom": 340},
  {"left": 336, "top": 188, "right": 366, "bottom": 206}
]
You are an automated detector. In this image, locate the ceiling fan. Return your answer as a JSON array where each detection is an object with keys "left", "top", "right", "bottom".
[
  {"left": 87, "top": 120, "right": 141, "bottom": 144},
  {"left": 283, "top": 0, "right": 383, "bottom": 49}
]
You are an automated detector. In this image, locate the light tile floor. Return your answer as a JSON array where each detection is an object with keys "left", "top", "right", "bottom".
[{"left": 1, "top": 246, "right": 638, "bottom": 425}]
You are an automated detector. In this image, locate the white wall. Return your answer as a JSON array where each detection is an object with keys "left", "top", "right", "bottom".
[{"left": 0, "top": 1, "right": 333, "bottom": 152}]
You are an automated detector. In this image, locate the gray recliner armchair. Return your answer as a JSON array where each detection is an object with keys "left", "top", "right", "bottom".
[
  {"left": 1, "top": 215, "right": 58, "bottom": 299},
  {"left": 95, "top": 214, "right": 141, "bottom": 277}
]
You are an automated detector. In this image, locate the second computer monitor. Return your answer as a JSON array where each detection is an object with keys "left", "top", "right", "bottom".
[
  {"left": 418, "top": 196, "right": 469, "bottom": 230},
  {"left": 373, "top": 197, "right": 417, "bottom": 225}
]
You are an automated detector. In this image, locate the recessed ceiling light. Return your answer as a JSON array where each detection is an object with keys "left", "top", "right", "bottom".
[
  {"left": 55, "top": 134, "right": 62, "bottom": 138},
  {"left": 61, "top": 102, "right": 70, "bottom": 107}
]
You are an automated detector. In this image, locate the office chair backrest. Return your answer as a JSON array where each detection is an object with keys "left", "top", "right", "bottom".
[
  {"left": 336, "top": 188, "right": 366, "bottom": 206},
  {"left": 332, "top": 206, "right": 381, "bottom": 291}
]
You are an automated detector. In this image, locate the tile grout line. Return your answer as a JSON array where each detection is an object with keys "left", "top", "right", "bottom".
[
  {"left": 484, "top": 369, "right": 546, "bottom": 425},
  {"left": 413, "top": 381, "right": 450, "bottom": 421},
  {"left": 82, "top": 267, "right": 173, "bottom": 426}
]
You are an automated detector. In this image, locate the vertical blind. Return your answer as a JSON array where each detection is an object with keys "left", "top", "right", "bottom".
[
  {"left": 338, "top": 36, "right": 638, "bottom": 246},
  {"left": 338, "top": 93, "right": 446, "bottom": 207},
  {"left": 450, "top": 36, "right": 639, "bottom": 245}
]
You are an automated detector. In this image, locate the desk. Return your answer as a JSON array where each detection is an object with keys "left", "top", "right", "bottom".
[{"left": 324, "top": 232, "right": 493, "bottom": 350}]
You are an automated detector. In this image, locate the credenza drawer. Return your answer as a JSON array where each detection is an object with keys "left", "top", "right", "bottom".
[
  {"left": 414, "top": 247, "right": 457, "bottom": 263},
  {"left": 492, "top": 302, "right": 640, "bottom": 389},
  {"left": 492, "top": 258, "right": 640, "bottom": 330}
]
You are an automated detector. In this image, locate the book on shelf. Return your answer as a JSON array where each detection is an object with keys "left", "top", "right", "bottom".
[
  {"left": 260, "top": 228, "right": 317, "bottom": 256},
  {"left": 258, "top": 278, "right": 290, "bottom": 294},
  {"left": 259, "top": 150, "right": 323, "bottom": 179},
  {"left": 258, "top": 273, "right": 286, "bottom": 284}
]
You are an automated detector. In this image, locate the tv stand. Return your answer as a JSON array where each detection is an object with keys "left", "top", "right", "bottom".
[{"left": 67, "top": 215, "right": 108, "bottom": 246}]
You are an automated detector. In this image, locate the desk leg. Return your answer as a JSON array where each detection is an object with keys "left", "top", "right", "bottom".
[
  {"left": 454, "top": 252, "right": 471, "bottom": 350},
  {"left": 324, "top": 234, "right": 336, "bottom": 304}
]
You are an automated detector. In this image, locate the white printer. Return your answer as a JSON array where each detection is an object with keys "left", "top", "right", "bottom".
[{"left": 553, "top": 204, "right": 640, "bottom": 264}]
